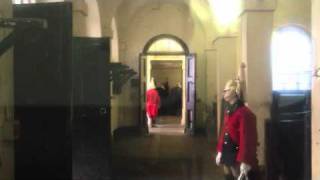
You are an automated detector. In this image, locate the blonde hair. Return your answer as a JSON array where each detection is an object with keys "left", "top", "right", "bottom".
[{"left": 224, "top": 79, "right": 241, "bottom": 97}]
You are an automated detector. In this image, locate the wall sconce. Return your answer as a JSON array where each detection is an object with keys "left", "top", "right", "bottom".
[{"left": 314, "top": 67, "right": 320, "bottom": 78}]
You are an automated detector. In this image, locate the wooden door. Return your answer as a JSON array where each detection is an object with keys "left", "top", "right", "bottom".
[
  {"left": 72, "top": 37, "right": 111, "bottom": 179},
  {"left": 139, "top": 54, "right": 147, "bottom": 132},
  {"left": 13, "top": 2, "right": 72, "bottom": 179},
  {"left": 185, "top": 54, "right": 196, "bottom": 134}
]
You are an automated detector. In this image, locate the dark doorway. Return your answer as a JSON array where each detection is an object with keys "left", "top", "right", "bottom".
[{"left": 151, "top": 61, "right": 182, "bottom": 118}]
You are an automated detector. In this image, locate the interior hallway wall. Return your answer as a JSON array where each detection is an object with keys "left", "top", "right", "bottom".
[
  {"left": 273, "top": 0, "right": 311, "bottom": 30},
  {"left": 70, "top": 0, "right": 102, "bottom": 37},
  {"left": 204, "top": 49, "right": 217, "bottom": 135},
  {"left": 0, "top": 1, "right": 15, "bottom": 180},
  {"left": 312, "top": 0, "right": 320, "bottom": 178},
  {"left": 214, "top": 37, "right": 237, "bottom": 137},
  {"left": 115, "top": 1, "right": 208, "bottom": 129},
  {"left": 152, "top": 68, "right": 182, "bottom": 89}
]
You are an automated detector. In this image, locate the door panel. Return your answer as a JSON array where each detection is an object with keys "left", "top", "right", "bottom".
[
  {"left": 13, "top": 2, "right": 72, "bottom": 180},
  {"left": 185, "top": 54, "right": 196, "bottom": 134},
  {"left": 72, "top": 37, "right": 111, "bottom": 179},
  {"left": 139, "top": 54, "right": 147, "bottom": 131}
]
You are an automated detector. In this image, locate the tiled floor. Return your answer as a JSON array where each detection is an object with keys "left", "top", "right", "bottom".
[{"left": 112, "top": 116, "right": 224, "bottom": 180}]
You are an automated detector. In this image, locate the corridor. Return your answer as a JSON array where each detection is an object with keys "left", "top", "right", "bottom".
[{"left": 112, "top": 117, "right": 224, "bottom": 180}]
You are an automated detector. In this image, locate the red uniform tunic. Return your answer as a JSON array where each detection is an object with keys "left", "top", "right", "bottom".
[
  {"left": 216, "top": 105, "right": 258, "bottom": 169},
  {"left": 146, "top": 89, "right": 160, "bottom": 119}
]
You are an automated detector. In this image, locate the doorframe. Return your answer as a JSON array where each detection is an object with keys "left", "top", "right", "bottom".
[{"left": 139, "top": 34, "right": 195, "bottom": 134}]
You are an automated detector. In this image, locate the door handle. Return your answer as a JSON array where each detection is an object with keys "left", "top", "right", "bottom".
[{"left": 99, "top": 107, "right": 107, "bottom": 115}]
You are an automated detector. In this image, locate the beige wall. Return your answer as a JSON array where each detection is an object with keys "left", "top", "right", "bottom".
[
  {"left": 274, "top": 0, "right": 311, "bottom": 31},
  {"left": 205, "top": 49, "right": 217, "bottom": 107},
  {"left": 214, "top": 37, "right": 238, "bottom": 136},
  {"left": 72, "top": 0, "right": 102, "bottom": 37},
  {"left": 312, "top": 0, "right": 320, "bottom": 179},
  {"left": 0, "top": 1, "right": 15, "bottom": 180},
  {"left": 152, "top": 68, "right": 182, "bottom": 89}
]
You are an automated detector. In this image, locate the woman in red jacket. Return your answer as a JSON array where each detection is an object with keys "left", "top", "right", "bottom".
[
  {"left": 215, "top": 79, "right": 259, "bottom": 180},
  {"left": 146, "top": 77, "right": 160, "bottom": 131}
]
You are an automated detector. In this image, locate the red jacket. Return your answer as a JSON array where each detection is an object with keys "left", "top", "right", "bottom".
[
  {"left": 217, "top": 105, "right": 258, "bottom": 168},
  {"left": 146, "top": 89, "right": 160, "bottom": 119}
]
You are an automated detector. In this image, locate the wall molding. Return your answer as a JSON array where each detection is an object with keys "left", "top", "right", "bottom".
[{"left": 212, "top": 35, "right": 238, "bottom": 45}]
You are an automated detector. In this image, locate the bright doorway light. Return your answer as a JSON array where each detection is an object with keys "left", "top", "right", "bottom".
[{"left": 271, "top": 26, "right": 313, "bottom": 90}]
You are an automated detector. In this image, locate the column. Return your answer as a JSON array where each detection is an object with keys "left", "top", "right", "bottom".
[
  {"left": 311, "top": 0, "right": 320, "bottom": 179},
  {"left": 239, "top": 0, "right": 275, "bottom": 166},
  {"left": 213, "top": 36, "right": 238, "bottom": 136}
]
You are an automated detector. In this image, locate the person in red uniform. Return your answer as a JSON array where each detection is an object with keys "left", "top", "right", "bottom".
[
  {"left": 215, "top": 79, "right": 259, "bottom": 180},
  {"left": 146, "top": 77, "right": 160, "bottom": 131}
]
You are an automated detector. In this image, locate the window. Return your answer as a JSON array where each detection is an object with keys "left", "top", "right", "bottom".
[
  {"left": 271, "top": 26, "right": 313, "bottom": 90},
  {"left": 147, "top": 38, "right": 184, "bottom": 53}
]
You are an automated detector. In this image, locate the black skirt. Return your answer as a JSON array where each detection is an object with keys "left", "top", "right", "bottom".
[{"left": 221, "top": 133, "right": 239, "bottom": 166}]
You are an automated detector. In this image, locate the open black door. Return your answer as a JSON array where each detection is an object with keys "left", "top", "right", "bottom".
[
  {"left": 139, "top": 54, "right": 147, "bottom": 133},
  {"left": 185, "top": 54, "right": 196, "bottom": 134},
  {"left": 13, "top": 2, "right": 72, "bottom": 179},
  {"left": 72, "top": 37, "right": 111, "bottom": 179}
]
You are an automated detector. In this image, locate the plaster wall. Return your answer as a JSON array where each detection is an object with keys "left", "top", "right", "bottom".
[
  {"left": 274, "top": 0, "right": 311, "bottom": 31},
  {"left": 204, "top": 49, "right": 217, "bottom": 125},
  {"left": 152, "top": 69, "right": 182, "bottom": 89},
  {"left": 205, "top": 49, "right": 217, "bottom": 106},
  {"left": 311, "top": 0, "right": 320, "bottom": 179},
  {"left": 71, "top": 0, "right": 101, "bottom": 37},
  {"left": 0, "top": 1, "right": 15, "bottom": 180},
  {"left": 214, "top": 37, "right": 238, "bottom": 136}
]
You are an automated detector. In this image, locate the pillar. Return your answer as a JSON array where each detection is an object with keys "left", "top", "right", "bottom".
[
  {"left": 213, "top": 36, "right": 238, "bottom": 136},
  {"left": 239, "top": 0, "right": 275, "bottom": 166},
  {"left": 311, "top": 0, "right": 320, "bottom": 179}
]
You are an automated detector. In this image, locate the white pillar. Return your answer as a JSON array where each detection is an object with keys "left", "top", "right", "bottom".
[
  {"left": 311, "top": 0, "right": 320, "bottom": 179},
  {"left": 239, "top": 0, "right": 275, "bottom": 166},
  {"left": 213, "top": 37, "right": 238, "bottom": 136}
]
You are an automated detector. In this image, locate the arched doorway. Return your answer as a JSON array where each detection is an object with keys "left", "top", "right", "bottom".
[{"left": 139, "top": 34, "right": 195, "bottom": 135}]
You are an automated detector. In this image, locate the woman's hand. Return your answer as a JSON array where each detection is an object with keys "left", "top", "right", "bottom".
[{"left": 215, "top": 152, "right": 222, "bottom": 166}]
